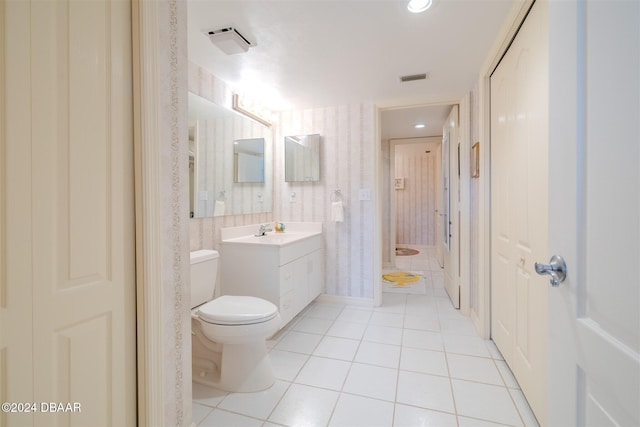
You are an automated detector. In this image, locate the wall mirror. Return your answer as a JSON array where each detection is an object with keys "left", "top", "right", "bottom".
[
  {"left": 189, "top": 92, "right": 272, "bottom": 218},
  {"left": 284, "top": 134, "right": 321, "bottom": 182},
  {"left": 234, "top": 137, "right": 265, "bottom": 183}
]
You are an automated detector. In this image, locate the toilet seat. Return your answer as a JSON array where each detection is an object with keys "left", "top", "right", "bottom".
[{"left": 197, "top": 295, "right": 278, "bottom": 325}]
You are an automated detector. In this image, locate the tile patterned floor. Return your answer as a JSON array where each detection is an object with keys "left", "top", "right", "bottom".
[{"left": 192, "top": 245, "right": 540, "bottom": 427}]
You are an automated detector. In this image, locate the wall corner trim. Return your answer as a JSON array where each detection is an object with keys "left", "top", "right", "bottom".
[{"left": 133, "top": 0, "right": 166, "bottom": 425}]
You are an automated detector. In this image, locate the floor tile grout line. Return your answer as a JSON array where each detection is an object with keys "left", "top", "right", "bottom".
[
  {"left": 491, "top": 356, "right": 536, "bottom": 427},
  {"left": 457, "top": 414, "right": 519, "bottom": 427},
  {"left": 208, "top": 405, "right": 276, "bottom": 425},
  {"left": 394, "top": 400, "right": 461, "bottom": 419},
  {"left": 439, "top": 311, "right": 462, "bottom": 426},
  {"left": 262, "top": 307, "right": 344, "bottom": 424},
  {"left": 194, "top": 250, "right": 539, "bottom": 427},
  {"left": 393, "top": 307, "right": 406, "bottom": 423}
]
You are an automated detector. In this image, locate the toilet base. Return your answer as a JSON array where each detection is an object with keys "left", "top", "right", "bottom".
[{"left": 192, "top": 323, "right": 276, "bottom": 392}]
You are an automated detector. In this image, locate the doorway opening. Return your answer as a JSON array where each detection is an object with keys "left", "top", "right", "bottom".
[
  {"left": 378, "top": 104, "right": 454, "bottom": 302},
  {"left": 390, "top": 137, "right": 440, "bottom": 265}
]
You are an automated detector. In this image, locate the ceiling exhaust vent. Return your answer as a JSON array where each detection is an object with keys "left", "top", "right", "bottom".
[
  {"left": 204, "top": 27, "right": 253, "bottom": 55},
  {"left": 399, "top": 73, "right": 429, "bottom": 83}
]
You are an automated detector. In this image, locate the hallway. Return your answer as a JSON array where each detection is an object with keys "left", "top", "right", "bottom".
[{"left": 192, "top": 247, "right": 539, "bottom": 426}]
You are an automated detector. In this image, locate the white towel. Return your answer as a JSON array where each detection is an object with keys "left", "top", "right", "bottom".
[
  {"left": 331, "top": 201, "right": 344, "bottom": 222},
  {"left": 213, "top": 200, "right": 225, "bottom": 217}
]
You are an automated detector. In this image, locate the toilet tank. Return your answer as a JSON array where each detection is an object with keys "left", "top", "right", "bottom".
[{"left": 190, "top": 249, "right": 219, "bottom": 309}]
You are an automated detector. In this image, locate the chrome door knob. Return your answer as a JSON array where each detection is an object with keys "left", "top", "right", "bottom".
[{"left": 535, "top": 255, "right": 567, "bottom": 287}]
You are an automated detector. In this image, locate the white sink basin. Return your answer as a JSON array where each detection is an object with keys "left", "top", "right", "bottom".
[{"left": 223, "top": 231, "right": 320, "bottom": 246}]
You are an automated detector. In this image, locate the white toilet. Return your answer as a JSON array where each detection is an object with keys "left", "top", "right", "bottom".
[{"left": 190, "top": 249, "right": 281, "bottom": 392}]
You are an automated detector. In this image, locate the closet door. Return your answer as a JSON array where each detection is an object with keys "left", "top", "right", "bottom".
[
  {"left": 1, "top": 1, "right": 136, "bottom": 426},
  {"left": 490, "top": 1, "right": 548, "bottom": 423}
]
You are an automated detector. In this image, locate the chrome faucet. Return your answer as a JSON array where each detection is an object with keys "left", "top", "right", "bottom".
[{"left": 255, "top": 223, "right": 273, "bottom": 237}]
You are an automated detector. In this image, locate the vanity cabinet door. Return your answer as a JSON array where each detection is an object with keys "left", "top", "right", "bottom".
[
  {"left": 307, "top": 249, "right": 323, "bottom": 305},
  {"left": 279, "top": 262, "right": 297, "bottom": 325},
  {"left": 291, "top": 257, "right": 308, "bottom": 315},
  {"left": 279, "top": 249, "right": 323, "bottom": 325},
  {"left": 221, "top": 232, "right": 324, "bottom": 330},
  {"left": 279, "top": 292, "right": 294, "bottom": 326}
]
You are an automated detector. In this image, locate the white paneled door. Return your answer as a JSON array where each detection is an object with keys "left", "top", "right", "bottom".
[
  {"left": 490, "top": 1, "right": 548, "bottom": 424},
  {"left": 435, "top": 142, "right": 443, "bottom": 268},
  {"left": 548, "top": 1, "right": 640, "bottom": 425},
  {"left": 1, "top": 1, "right": 136, "bottom": 426},
  {"left": 442, "top": 105, "right": 460, "bottom": 308}
]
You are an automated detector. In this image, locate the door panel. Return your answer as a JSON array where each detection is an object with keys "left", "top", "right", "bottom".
[
  {"left": 443, "top": 106, "right": 460, "bottom": 308},
  {"left": 1, "top": 0, "right": 34, "bottom": 417},
  {"left": 548, "top": 1, "right": 640, "bottom": 425},
  {"left": 2, "top": 1, "right": 136, "bottom": 426},
  {"left": 435, "top": 142, "right": 444, "bottom": 267},
  {"left": 491, "top": 1, "right": 548, "bottom": 424}
]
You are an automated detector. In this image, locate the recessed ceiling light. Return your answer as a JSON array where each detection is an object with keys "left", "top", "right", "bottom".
[
  {"left": 408, "top": 0, "right": 433, "bottom": 13},
  {"left": 415, "top": 124, "right": 425, "bottom": 129}
]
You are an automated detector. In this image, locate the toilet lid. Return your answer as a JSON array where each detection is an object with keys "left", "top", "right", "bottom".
[{"left": 197, "top": 295, "right": 278, "bottom": 325}]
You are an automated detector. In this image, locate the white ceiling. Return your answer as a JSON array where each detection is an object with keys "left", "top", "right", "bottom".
[{"left": 187, "top": 0, "right": 515, "bottom": 140}]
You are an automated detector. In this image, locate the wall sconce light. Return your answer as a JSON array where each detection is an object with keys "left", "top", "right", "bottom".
[{"left": 232, "top": 93, "right": 273, "bottom": 127}]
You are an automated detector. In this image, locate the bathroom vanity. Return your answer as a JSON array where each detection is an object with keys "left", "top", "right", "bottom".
[{"left": 220, "top": 223, "right": 324, "bottom": 327}]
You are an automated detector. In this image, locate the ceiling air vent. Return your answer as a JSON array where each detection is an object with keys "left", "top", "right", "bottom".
[
  {"left": 399, "top": 73, "right": 429, "bottom": 83},
  {"left": 204, "top": 27, "right": 253, "bottom": 55}
]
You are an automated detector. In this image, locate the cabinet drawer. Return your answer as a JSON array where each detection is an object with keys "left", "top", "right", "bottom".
[{"left": 279, "top": 234, "right": 323, "bottom": 265}]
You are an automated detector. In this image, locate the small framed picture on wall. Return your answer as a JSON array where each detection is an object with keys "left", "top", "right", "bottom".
[
  {"left": 471, "top": 142, "right": 480, "bottom": 178},
  {"left": 395, "top": 178, "right": 405, "bottom": 190}
]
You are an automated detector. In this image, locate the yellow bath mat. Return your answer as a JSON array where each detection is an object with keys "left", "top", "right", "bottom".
[
  {"left": 382, "top": 271, "right": 421, "bottom": 286},
  {"left": 396, "top": 247, "right": 420, "bottom": 256}
]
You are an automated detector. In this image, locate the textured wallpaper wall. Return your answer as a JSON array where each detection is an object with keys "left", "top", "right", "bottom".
[
  {"left": 192, "top": 109, "right": 273, "bottom": 217},
  {"left": 189, "top": 63, "right": 377, "bottom": 299},
  {"left": 274, "top": 106, "right": 376, "bottom": 298},
  {"left": 394, "top": 142, "right": 438, "bottom": 246},
  {"left": 188, "top": 63, "right": 274, "bottom": 251}
]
